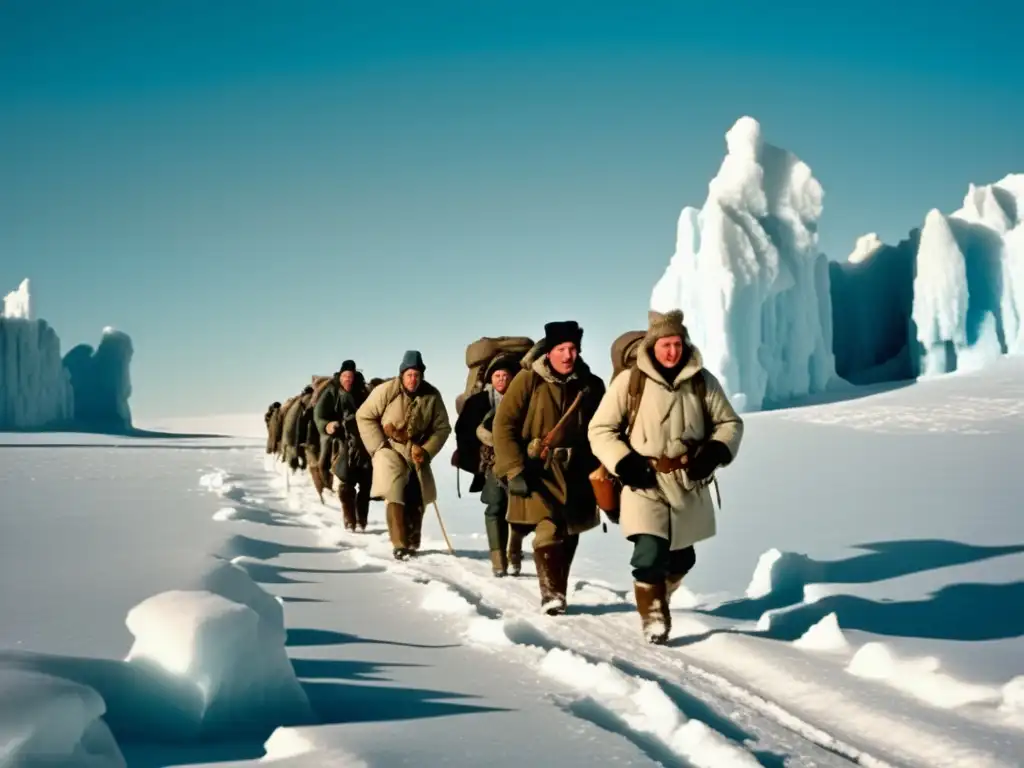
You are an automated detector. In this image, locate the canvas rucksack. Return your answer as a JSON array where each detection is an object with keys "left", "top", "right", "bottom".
[{"left": 455, "top": 336, "right": 535, "bottom": 415}]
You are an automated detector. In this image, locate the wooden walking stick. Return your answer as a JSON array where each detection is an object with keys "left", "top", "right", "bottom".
[{"left": 432, "top": 501, "right": 455, "bottom": 555}]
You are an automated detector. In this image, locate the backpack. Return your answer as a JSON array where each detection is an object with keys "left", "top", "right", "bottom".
[{"left": 455, "top": 336, "right": 535, "bottom": 415}]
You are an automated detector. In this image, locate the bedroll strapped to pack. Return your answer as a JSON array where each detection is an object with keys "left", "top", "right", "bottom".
[{"left": 455, "top": 336, "right": 535, "bottom": 415}]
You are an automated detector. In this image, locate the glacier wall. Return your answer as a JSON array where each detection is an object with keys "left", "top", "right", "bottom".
[
  {"left": 652, "top": 117, "right": 1023, "bottom": 409},
  {"left": 63, "top": 328, "right": 135, "bottom": 432},
  {"left": 0, "top": 280, "right": 75, "bottom": 429},
  {"left": 650, "top": 116, "right": 836, "bottom": 412},
  {"left": 0, "top": 279, "right": 135, "bottom": 432}
]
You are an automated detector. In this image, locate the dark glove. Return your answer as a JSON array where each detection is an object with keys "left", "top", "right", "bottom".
[
  {"left": 614, "top": 451, "right": 657, "bottom": 490},
  {"left": 506, "top": 472, "right": 530, "bottom": 498},
  {"left": 685, "top": 440, "right": 731, "bottom": 483}
]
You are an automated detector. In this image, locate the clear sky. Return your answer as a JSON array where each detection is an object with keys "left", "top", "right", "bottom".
[{"left": 2, "top": 0, "right": 1022, "bottom": 419}]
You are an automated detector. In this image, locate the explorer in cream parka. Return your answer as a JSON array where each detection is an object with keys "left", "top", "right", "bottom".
[{"left": 587, "top": 340, "right": 743, "bottom": 550}]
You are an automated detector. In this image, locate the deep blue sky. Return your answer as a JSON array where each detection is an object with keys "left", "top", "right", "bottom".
[{"left": 2, "top": 0, "right": 1021, "bottom": 418}]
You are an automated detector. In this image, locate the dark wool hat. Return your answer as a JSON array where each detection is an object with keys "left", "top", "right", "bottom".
[
  {"left": 543, "top": 320, "right": 583, "bottom": 352},
  {"left": 399, "top": 350, "right": 426, "bottom": 375},
  {"left": 337, "top": 359, "right": 357, "bottom": 374},
  {"left": 486, "top": 352, "right": 521, "bottom": 380},
  {"left": 303, "top": 385, "right": 314, "bottom": 395}
]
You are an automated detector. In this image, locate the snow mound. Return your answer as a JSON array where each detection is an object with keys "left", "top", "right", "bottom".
[
  {"left": 213, "top": 507, "right": 240, "bottom": 522},
  {"left": 744, "top": 548, "right": 817, "bottom": 599},
  {"left": 124, "top": 562, "right": 310, "bottom": 738},
  {"left": 847, "top": 642, "right": 1000, "bottom": 710},
  {"left": 464, "top": 617, "right": 515, "bottom": 648},
  {"left": 650, "top": 116, "right": 837, "bottom": 412},
  {"left": 847, "top": 233, "right": 884, "bottom": 264},
  {"left": 539, "top": 648, "right": 760, "bottom": 767},
  {"left": 0, "top": 669, "right": 125, "bottom": 768},
  {"left": 261, "top": 726, "right": 369, "bottom": 765},
  {"left": 792, "top": 612, "right": 850, "bottom": 653},
  {"left": 1000, "top": 677, "right": 1024, "bottom": 716},
  {"left": 62, "top": 328, "right": 134, "bottom": 432},
  {"left": 3, "top": 278, "right": 31, "bottom": 319},
  {"left": 0, "top": 279, "right": 74, "bottom": 429}
]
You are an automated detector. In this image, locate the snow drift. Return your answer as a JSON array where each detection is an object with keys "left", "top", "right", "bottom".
[
  {"left": 0, "top": 669, "right": 125, "bottom": 768},
  {"left": 650, "top": 116, "right": 837, "bottom": 412},
  {"left": 0, "top": 280, "right": 74, "bottom": 430},
  {"left": 0, "top": 279, "right": 135, "bottom": 431},
  {"left": 652, "top": 119, "right": 1023, "bottom": 408}
]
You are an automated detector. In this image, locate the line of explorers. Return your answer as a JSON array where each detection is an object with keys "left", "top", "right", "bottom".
[{"left": 264, "top": 310, "right": 743, "bottom": 645}]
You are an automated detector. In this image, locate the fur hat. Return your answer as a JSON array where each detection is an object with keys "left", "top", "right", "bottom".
[
  {"left": 399, "top": 350, "right": 426, "bottom": 375},
  {"left": 338, "top": 359, "right": 356, "bottom": 374},
  {"left": 645, "top": 309, "right": 686, "bottom": 344},
  {"left": 543, "top": 320, "right": 583, "bottom": 352},
  {"left": 486, "top": 352, "right": 520, "bottom": 381},
  {"left": 303, "top": 385, "right": 314, "bottom": 395}
]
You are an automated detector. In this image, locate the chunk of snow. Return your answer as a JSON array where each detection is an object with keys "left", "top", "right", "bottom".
[
  {"left": 124, "top": 585, "right": 310, "bottom": 738},
  {"left": 0, "top": 669, "right": 125, "bottom": 768},
  {"left": 260, "top": 726, "right": 369, "bottom": 765},
  {"left": 420, "top": 581, "right": 477, "bottom": 616},
  {"left": 538, "top": 648, "right": 760, "bottom": 767},
  {"left": 999, "top": 676, "right": 1024, "bottom": 714},
  {"left": 213, "top": 507, "right": 240, "bottom": 522},
  {"left": 651, "top": 116, "right": 836, "bottom": 411},
  {"left": 0, "top": 279, "right": 74, "bottom": 428},
  {"left": 793, "top": 612, "right": 850, "bottom": 653},
  {"left": 847, "top": 233, "right": 884, "bottom": 264},
  {"left": 3, "top": 278, "right": 32, "bottom": 320},
  {"left": 464, "top": 617, "right": 514, "bottom": 648},
  {"left": 846, "top": 642, "right": 999, "bottom": 710},
  {"left": 744, "top": 548, "right": 816, "bottom": 599}
]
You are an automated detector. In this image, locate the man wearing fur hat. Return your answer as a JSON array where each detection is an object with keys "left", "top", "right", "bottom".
[
  {"left": 454, "top": 353, "right": 523, "bottom": 577},
  {"left": 356, "top": 351, "right": 451, "bottom": 560},
  {"left": 492, "top": 321, "right": 606, "bottom": 614},
  {"left": 282, "top": 386, "right": 315, "bottom": 471},
  {"left": 588, "top": 310, "right": 743, "bottom": 644},
  {"left": 315, "top": 360, "right": 372, "bottom": 531}
]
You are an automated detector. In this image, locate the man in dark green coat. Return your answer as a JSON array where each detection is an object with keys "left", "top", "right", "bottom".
[{"left": 314, "top": 360, "right": 372, "bottom": 531}]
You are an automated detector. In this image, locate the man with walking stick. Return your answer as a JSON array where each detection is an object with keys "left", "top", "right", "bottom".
[{"left": 356, "top": 350, "right": 452, "bottom": 560}]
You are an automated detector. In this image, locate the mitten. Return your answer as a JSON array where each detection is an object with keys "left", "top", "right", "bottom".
[
  {"left": 506, "top": 472, "right": 530, "bottom": 498},
  {"left": 686, "top": 440, "right": 731, "bottom": 482},
  {"left": 614, "top": 451, "right": 657, "bottom": 489}
]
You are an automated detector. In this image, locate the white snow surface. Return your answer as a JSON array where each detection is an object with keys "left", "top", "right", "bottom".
[
  {"left": 3, "top": 360, "right": 1024, "bottom": 766},
  {"left": 650, "top": 115, "right": 837, "bottom": 412},
  {"left": 0, "top": 279, "right": 74, "bottom": 429}
]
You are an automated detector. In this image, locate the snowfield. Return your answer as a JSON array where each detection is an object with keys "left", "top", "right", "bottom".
[{"left": 2, "top": 359, "right": 1024, "bottom": 766}]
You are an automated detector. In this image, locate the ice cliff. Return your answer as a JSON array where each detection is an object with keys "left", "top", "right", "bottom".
[
  {"left": 652, "top": 117, "right": 1023, "bottom": 409},
  {"left": 0, "top": 279, "right": 134, "bottom": 431},
  {"left": 0, "top": 280, "right": 75, "bottom": 429}
]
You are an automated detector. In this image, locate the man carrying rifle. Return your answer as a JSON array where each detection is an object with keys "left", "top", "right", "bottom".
[{"left": 492, "top": 321, "right": 606, "bottom": 615}]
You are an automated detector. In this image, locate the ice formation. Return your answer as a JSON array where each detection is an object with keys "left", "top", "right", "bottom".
[
  {"left": 124, "top": 559, "right": 311, "bottom": 739},
  {"left": 650, "top": 116, "right": 837, "bottom": 411},
  {"left": 62, "top": 328, "right": 134, "bottom": 431},
  {"left": 0, "top": 280, "right": 75, "bottom": 429}
]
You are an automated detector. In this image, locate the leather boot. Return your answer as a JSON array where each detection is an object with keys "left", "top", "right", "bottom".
[
  {"left": 507, "top": 526, "right": 524, "bottom": 577},
  {"left": 489, "top": 550, "right": 508, "bottom": 577},
  {"left": 309, "top": 463, "right": 325, "bottom": 504},
  {"left": 534, "top": 544, "right": 567, "bottom": 615},
  {"left": 386, "top": 503, "right": 409, "bottom": 559},
  {"left": 356, "top": 482, "right": 370, "bottom": 532},
  {"left": 558, "top": 534, "right": 580, "bottom": 599},
  {"left": 634, "top": 581, "right": 670, "bottom": 644},
  {"left": 405, "top": 504, "right": 424, "bottom": 554},
  {"left": 339, "top": 486, "right": 357, "bottom": 531}
]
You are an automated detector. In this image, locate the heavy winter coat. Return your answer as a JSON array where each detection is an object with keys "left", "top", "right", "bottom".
[
  {"left": 454, "top": 387, "right": 495, "bottom": 494},
  {"left": 355, "top": 377, "right": 452, "bottom": 505},
  {"left": 492, "top": 356, "right": 605, "bottom": 535},
  {"left": 280, "top": 396, "right": 308, "bottom": 461},
  {"left": 588, "top": 342, "right": 743, "bottom": 550},
  {"left": 266, "top": 408, "right": 283, "bottom": 454},
  {"left": 314, "top": 379, "right": 371, "bottom": 478}
]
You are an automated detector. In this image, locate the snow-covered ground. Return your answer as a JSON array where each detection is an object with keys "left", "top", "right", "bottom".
[{"left": 3, "top": 359, "right": 1024, "bottom": 767}]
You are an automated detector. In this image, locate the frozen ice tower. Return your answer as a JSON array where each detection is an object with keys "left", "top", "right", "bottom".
[
  {"left": 651, "top": 116, "right": 836, "bottom": 411},
  {"left": 0, "top": 279, "right": 74, "bottom": 429}
]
